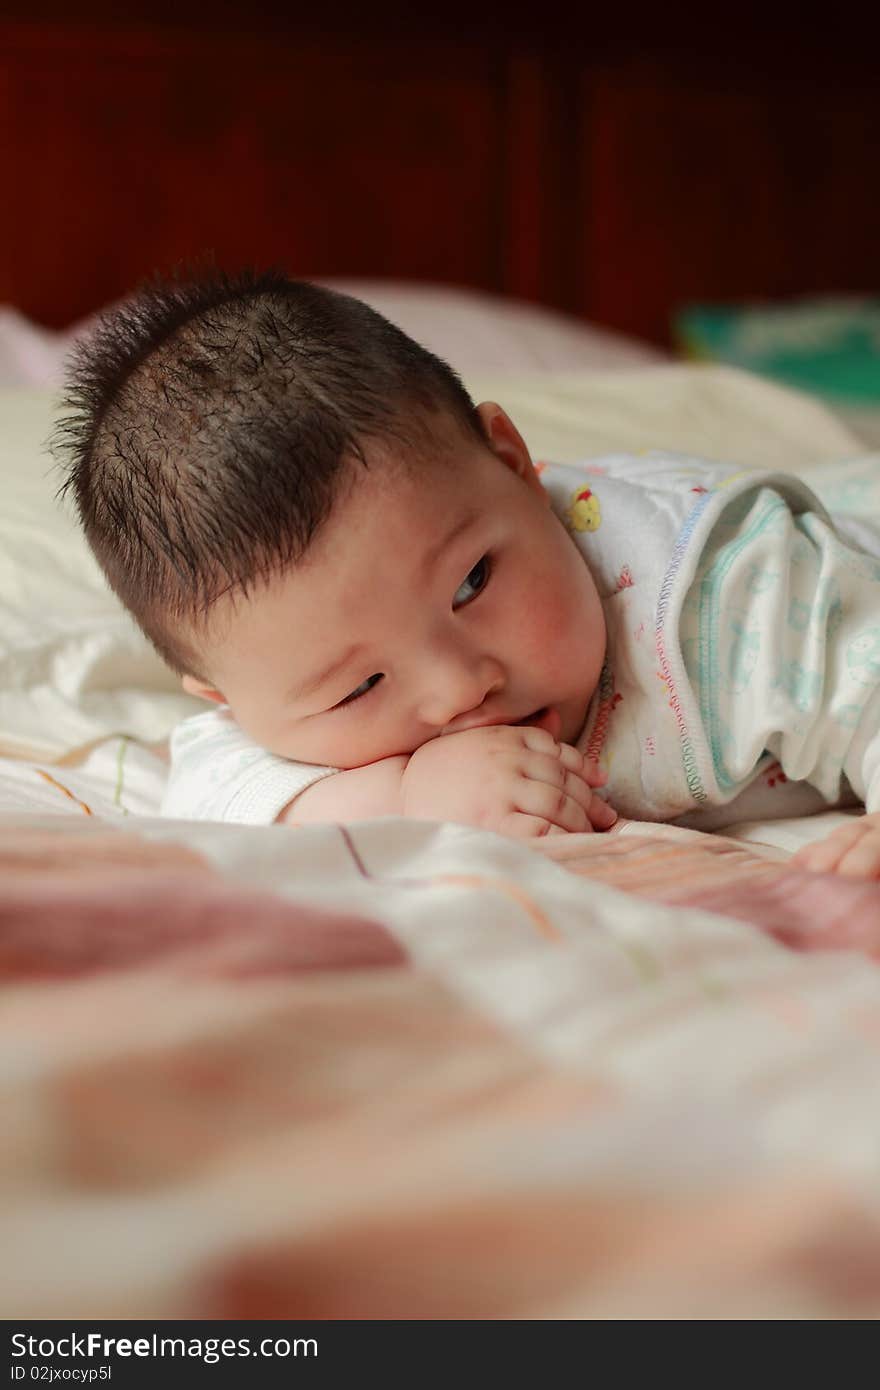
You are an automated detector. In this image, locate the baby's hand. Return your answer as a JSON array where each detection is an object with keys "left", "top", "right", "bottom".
[
  {"left": 401, "top": 724, "right": 617, "bottom": 839},
  {"left": 791, "top": 812, "right": 880, "bottom": 879}
]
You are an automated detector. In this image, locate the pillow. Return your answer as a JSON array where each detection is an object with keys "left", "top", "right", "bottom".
[
  {"left": 320, "top": 280, "right": 664, "bottom": 375},
  {"left": 463, "top": 362, "right": 864, "bottom": 470},
  {"left": 0, "top": 284, "right": 663, "bottom": 390}
]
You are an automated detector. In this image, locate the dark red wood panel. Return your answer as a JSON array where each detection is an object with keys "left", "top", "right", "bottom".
[
  {"left": 576, "top": 56, "right": 880, "bottom": 344},
  {"left": 0, "top": 23, "right": 510, "bottom": 326},
  {"left": 1, "top": 10, "right": 878, "bottom": 344}
]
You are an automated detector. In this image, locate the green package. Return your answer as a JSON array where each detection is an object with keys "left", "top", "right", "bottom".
[{"left": 675, "top": 298, "right": 880, "bottom": 405}]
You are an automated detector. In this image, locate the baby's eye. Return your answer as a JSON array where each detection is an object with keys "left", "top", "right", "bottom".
[
  {"left": 453, "top": 555, "right": 492, "bottom": 609},
  {"left": 335, "top": 673, "right": 383, "bottom": 709}
]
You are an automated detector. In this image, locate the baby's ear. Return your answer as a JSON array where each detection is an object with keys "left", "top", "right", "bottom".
[
  {"left": 474, "top": 402, "right": 546, "bottom": 500},
  {"left": 181, "top": 674, "right": 226, "bottom": 705}
]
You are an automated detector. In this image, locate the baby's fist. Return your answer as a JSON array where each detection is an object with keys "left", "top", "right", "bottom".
[{"left": 401, "top": 723, "right": 616, "bottom": 839}]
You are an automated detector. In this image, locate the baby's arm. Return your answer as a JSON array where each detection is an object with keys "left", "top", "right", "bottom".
[
  {"left": 283, "top": 724, "right": 616, "bottom": 838},
  {"left": 161, "top": 706, "right": 340, "bottom": 824},
  {"left": 278, "top": 755, "right": 408, "bottom": 824}
]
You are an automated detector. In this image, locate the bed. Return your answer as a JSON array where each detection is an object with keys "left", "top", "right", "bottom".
[
  {"left": 4, "top": 6, "right": 880, "bottom": 1320},
  {"left": 4, "top": 289, "right": 880, "bottom": 1320}
]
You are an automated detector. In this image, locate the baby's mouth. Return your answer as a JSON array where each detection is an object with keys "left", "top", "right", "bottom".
[
  {"left": 514, "top": 706, "right": 546, "bottom": 725},
  {"left": 514, "top": 706, "right": 562, "bottom": 738},
  {"left": 442, "top": 705, "right": 563, "bottom": 738}
]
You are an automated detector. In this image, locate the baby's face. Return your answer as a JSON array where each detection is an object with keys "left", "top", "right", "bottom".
[{"left": 184, "top": 404, "right": 607, "bottom": 768}]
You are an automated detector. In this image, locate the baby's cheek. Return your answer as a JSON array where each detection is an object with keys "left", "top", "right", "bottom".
[
  {"left": 520, "top": 603, "right": 567, "bottom": 669},
  {"left": 514, "top": 576, "right": 592, "bottom": 676}
]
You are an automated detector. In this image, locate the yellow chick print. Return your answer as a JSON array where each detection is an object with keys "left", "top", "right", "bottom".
[{"left": 566, "top": 486, "right": 601, "bottom": 532}]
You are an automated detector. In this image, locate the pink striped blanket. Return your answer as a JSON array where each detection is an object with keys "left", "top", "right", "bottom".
[{"left": 4, "top": 816, "right": 880, "bottom": 1319}]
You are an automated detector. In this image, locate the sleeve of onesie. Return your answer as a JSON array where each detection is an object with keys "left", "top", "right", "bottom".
[
  {"left": 160, "top": 706, "right": 339, "bottom": 824},
  {"left": 681, "top": 482, "right": 880, "bottom": 816}
]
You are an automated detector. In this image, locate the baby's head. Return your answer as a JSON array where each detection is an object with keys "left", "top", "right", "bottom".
[{"left": 56, "top": 269, "right": 605, "bottom": 767}]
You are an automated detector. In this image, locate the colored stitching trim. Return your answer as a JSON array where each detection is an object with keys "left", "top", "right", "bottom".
[
  {"left": 655, "top": 491, "right": 715, "bottom": 804},
  {"left": 584, "top": 660, "right": 616, "bottom": 765}
]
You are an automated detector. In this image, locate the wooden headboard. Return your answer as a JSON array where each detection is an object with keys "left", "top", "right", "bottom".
[{"left": 2, "top": 3, "right": 878, "bottom": 346}]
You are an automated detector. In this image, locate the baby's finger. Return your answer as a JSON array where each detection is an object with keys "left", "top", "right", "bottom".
[
  {"left": 531, "top": 759, "right": 617, "bottom": 831},
  {"left": 835, "top": 832, "right": 880, "bottom": 880},
  {"left": 792, "top": 821, "right": 865, "bottom": 874},
  {"left": 554, "top": 743, "right": 607, "bottom": 790},
  {"left": 500, "top": 811, "right": 559, "bottom": 840},
  {"left": 552, "top": 741, "right": 603, "bottom": 782},
  {"left": 521, "top": 752, "right": 594, "bottom": 813},
  {"left": 556, "top": 744, "right": 590, "bottom": 778},
  {"left": 520, "top": 729, "right": 586, "bottom": 778},
  {"left": 520, "top": 726, "right": 562, "bottom": 757},
  {"left": 586, "top": 795, "right": 618, "bottom": 830},
  {"left": 792, "top": 841, "right": 845, "bottom": 874},
  {"left": 515, "top": 778, "right": 592, "bottom": 834},
  {"left": 581, "top": 759, "right": 608, "bottom": 789}
]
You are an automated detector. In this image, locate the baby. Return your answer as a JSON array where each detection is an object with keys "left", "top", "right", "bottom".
[{"left": 55, "top": 269, "right": 880, "bottom": 877}]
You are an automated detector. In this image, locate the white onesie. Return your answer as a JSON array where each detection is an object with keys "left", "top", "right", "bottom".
[{"left": 161, "top": 454, "right": 880, "bottom": 826}]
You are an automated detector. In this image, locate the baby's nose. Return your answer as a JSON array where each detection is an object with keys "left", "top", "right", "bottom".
[{"left": 418, "top": 656, "right": 504, "bottom": 730}]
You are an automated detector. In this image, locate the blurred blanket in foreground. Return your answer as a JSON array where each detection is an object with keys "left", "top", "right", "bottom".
[{"left": 4, "top": 814, "right": 880, "bottom": 1319}]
